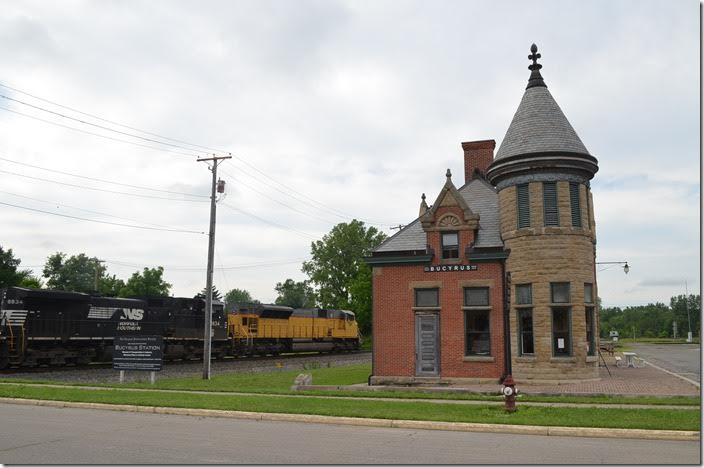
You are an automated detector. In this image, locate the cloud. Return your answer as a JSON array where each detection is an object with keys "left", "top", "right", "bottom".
[{"left": 0, "top": 0, "right": 697, "bottom": 304}]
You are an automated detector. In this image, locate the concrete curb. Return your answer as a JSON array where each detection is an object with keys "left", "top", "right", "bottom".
[{"left": 1, "top": 397, "right": 698, "bottom": 442}]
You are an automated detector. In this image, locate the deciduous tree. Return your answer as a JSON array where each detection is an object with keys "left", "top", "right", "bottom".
[
  {"left": 99, "top": 274, "right": 126, "bottom": 297},
  {"left": 19, "top": 275, "right": 43, "bottom": 289},
  {"left": 224, "top": 288, "right": 258, "bottom": 309},
  {"left": 0, "top": 246, "right": 31, "bottom": 288},
  {"left": 118, "top": 267, "right": 171, "bottom": 298},
  {"left": 42, "top": 252, "right": 105, "bottom": 293},
  {"left": 274, "top": 279, "right": 316, "bottom": 308},
  {"left": 302, "top": 220, "right": 386, "bottom": 334}
]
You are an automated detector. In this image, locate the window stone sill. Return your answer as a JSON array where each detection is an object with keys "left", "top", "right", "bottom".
[
  {"left": 439, "top": 258, "right": 462, "bottom": 265},
  {"left": 463, "top": 356, "right": 495, "bottom": 362},
  {"left": 550, "top": 357, "right": 577, "bottom": 363},
  {"left": 585, "top": 355, "right": 598, "bottom": 363}
]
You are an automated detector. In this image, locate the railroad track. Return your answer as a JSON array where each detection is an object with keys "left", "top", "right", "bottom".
[{"left": 0, "top": 351, "right": 372, "bottom": 383}]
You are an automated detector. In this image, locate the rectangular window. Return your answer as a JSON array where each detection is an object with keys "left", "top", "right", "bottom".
[
  {"left": 415, "top": 288, "right": 439, "bottom": 308},
  {"left": 464, "top": 287, "right": 489, "bottom": 306},
  {"left": 518, "top": 308, "right": 534, "bottom": 355},
  {"left": 441, "top": 232, "right": 459, "bottom": 259},
  {"left": 551, "top": 282, "right": 571, "bottom": 303},
  {"left": 543, "top": 182, "right": 559, "bottom": 226},
  {"left": 552, "top": 307, "right": 571, "bottom": 356},
  {"left": 464, "top": 287, "right": 491, "bottom": 356},
  {"left": 584, "top": 283, "right": 594, "bottom": 304},
  {"left": 570, "top": 182, "right": 582, "bottom": 227},
  {"left": 515, "top": 284, "right": 532, "bottom": 305},
  {"left": 517, "top": 183, "right": 530, "bottom": 228},
  {"left": 586, "top": 306, "right": 595, "bottom": 356},
  {"left": 465, "top": 310, "right": 491, "bottom": 355}
]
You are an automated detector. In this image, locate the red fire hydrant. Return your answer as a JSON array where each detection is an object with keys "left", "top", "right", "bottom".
[{"left": 500, "top": 375, "right": 518, "bottom": 413}]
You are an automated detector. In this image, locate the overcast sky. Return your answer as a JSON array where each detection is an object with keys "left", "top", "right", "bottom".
[{"left": 1, "top": 0, "right": 699, "bottom": 307}]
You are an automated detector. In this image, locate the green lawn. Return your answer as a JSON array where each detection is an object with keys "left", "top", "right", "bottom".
[
  {"left": 1, "top": 362, "right": 699, "bottom": 408},
  {"left": 0, "top": 384, "right": 698, "bottom": 431}
]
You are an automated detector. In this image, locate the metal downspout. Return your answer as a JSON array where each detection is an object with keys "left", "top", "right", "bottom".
[{"left": 502, "top": 261, "right": 512, "bottom": 380}]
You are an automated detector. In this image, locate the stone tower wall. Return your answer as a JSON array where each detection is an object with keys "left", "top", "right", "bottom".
[{"left": 499, "top": 181, "right": 599, "bottom": 382}]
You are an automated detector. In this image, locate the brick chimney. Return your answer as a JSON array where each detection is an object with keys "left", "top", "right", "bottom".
[{"left": 462, "top": 139, "right": 496, "bottom": 184}]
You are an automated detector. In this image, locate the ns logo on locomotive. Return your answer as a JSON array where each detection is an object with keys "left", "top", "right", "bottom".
[{"left": 0, "top": 286, "right": 361, "bottom": 369}]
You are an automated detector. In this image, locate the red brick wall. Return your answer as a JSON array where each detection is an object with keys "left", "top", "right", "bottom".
[{"left": 372, "top": 261, "right": 506, "bottom": 379}]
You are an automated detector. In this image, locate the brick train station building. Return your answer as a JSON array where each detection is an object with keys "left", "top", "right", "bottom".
[{"left": 366, "top": 45, "right": 600, "bottom": 384}]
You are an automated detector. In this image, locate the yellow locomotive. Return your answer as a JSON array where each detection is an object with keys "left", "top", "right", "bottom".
[{"left": 228, "top": 304, "right": 360, "bottom": 356}]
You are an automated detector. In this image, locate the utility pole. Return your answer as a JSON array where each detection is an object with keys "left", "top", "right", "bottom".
[
  {"left": 198, "top": 154, "right": 231, "bottom": 380},
  {"left": 685, "top": 280, "right": 692, "bottom": 343},
  {"left": 94, "top": 260, "right": 105, "bottom": 292}
]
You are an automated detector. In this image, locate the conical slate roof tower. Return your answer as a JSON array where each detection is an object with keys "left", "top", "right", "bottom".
[
  {"left": 487, "top": 44, "right": 598, "bottom": 189},
  {"left": 489, "top": 45, "right": 600, "bottom": 382}
]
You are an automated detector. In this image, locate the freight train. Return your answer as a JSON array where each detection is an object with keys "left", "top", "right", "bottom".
[{"left": 0, "top": 287, "right": 360, "bottom": 369}]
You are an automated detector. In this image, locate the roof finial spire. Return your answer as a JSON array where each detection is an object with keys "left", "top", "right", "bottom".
[
  {"left": 446, "top": 168, "right": 452, "bottom": 180},
  {"left": 419, "top": 193, "right": 429, "bottom": 217},
  {"left": 526, "top": 43, "right": 547, "bottom": 89}
]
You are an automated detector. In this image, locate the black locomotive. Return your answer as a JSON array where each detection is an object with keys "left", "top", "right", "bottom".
[{"left": 0, "top": 286, "right": 229, "bottom": 368}]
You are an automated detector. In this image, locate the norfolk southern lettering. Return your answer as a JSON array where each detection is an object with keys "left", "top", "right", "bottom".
[{"left": 424, "top": 264, "right": 478, "bottom": 272}]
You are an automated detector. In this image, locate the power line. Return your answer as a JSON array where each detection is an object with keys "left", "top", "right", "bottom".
[
  {"left": 0, "top": 168, "right": 208, "bottom": 202},
  {"left": 0, "top": 93, "right": 210, "bottom": 155},
  {"left": 220, "top": 202, "right": 319, "bottom": 240},
  {"left": 0, "top": 81, "right": 222, "bottom": 154},
  {"left": 0, "top": 200, "right": 205, "bottom": 234},
  {"left": 0, "top": 190, "right": 191, "bottom": 230},
  {"left": 0, "top": 156, "right": 208, "bottom": 198},
  {"left": 0, "top": 106, "right": 195, "bottom": 158},
  {"left": 101, "top": 258, "right": 308, "bottom": 271},
  {"left": 0, "top": 82, "right": 392, "bottom": 225},
  {"left": 226, "top": 159, "right": 390, "bottom": 226},
  {"left": 220, "top": 167, "right": 339, "bottom": 225},
  {"left": 22, "top": 258, "right": 307, "bottom": 272}
]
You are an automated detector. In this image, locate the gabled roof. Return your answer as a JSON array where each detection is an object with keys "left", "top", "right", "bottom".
[
  {"left": 373, "top": 177, "right": 503, "bottom": 253},
  {"left": 420, "top": 169, "right": 478, "bottom": 228},
  {"left": 373, "top": 217, "right": 426, "bottom": 253},
  {"left": 458, "top": 178, "right": 502, "bottom": 248}
]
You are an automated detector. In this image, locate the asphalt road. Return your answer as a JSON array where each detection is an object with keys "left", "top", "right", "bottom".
[
  {"left": 630, "top": 343, "right": 701, "bottom": 383},
  {"left": 0, "top": 403, "right": 699, "bottom": 464}
]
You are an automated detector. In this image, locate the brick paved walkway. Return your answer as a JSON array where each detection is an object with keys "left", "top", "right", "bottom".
[{"left": 441, "top": 357, "right": 700, "bottom": 396}]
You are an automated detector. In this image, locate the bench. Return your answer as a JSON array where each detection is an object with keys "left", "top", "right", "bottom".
[{"left": 599, "top": 343, "right": 615, "bottom": 356}]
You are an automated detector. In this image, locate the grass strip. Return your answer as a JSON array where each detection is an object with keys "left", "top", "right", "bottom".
[
  {"left": 0, "top": 384, "right": 699, "bottom": 431},
  {"left": 0, "top": 362, "right": 699, "bottom": 407}
]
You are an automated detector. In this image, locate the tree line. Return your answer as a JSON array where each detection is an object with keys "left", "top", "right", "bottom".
[
  {"left": 2, "top": 229, "right": 700, "bottom": 341},
  {"left": 0, "top": 220, "right": 386, "bottom": 335},
  {"left": 599, "top": 295, "right": 701, "bottom": 339}
]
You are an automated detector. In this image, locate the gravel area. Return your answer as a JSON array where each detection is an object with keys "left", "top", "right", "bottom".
[{"left": 0, "top": 352, "right": 371, "bottom": 385}]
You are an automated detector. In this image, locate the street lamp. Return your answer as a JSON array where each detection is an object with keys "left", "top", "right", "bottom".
[{"left": 596, "top": 261, "right": 629, "bottom": 274}]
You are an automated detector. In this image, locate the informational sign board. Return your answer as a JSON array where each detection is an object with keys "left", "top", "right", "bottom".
[{"left": 113, "top": 335, "right": 163, "bottom": 371}]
